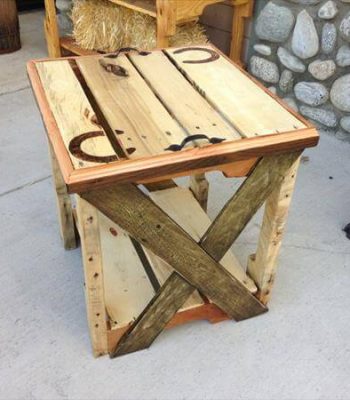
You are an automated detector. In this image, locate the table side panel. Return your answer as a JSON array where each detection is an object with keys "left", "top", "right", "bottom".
[{"left": 166, "top": 47, "right": 306, "bottom": 137}]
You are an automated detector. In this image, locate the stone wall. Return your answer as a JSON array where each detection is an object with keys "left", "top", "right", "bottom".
[{"left": 248, "top": 0, "right": 350, "bottom": 140}]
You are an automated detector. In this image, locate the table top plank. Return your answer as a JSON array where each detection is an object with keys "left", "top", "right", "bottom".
[
  {"left": 129, "top": 50, "right": 241, "bottom": 142},
  {"left": 76, "top": 56, "right": 188, "bottom": 159},
  {"left": 166, "top": 47, "right": 306, "bottom": 137},
  {"left": 36, "top": 60, "right": 117, "bottom": 169}
]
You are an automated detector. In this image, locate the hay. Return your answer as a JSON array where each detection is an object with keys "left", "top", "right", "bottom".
[{"left": 71, "top": 0, "right": 208, "bottom": 53}]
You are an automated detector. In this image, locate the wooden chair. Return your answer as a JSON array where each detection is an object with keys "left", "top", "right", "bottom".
[{"left": 44, "top": 0, "right": 253, "bottom": 65}]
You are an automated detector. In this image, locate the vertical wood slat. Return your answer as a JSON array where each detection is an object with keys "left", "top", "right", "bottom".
[
  {"left": 48, "top": 143, "right": 78, "bottom": 250},
  {"left": 247, "top": 156, "right": 301, "bottom": 304},
  {"left": 76, "top": 197, "right": 108, "bottom": 357},
  {"left": 44, "top": 0, "right": 61, "bottom": 58}
]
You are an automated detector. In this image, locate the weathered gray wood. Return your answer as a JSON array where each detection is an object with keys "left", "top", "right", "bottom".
[
  {"left": 82, "top": 184, "right": 266, "bottom": 321},
  {"left": 111, "top": 273, "right": 195, "bottom": 358},
  {"left": 200, "top": 152, "right": 302, "bottom": 260}
]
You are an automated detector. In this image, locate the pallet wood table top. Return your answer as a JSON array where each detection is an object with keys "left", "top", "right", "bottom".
[{"left": 27, "top": 44, "right": 318, "bottom": 194}]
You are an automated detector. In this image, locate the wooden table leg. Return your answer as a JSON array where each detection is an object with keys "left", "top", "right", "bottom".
[
  {"left": 190, "top": 173, "right": 209, "bottom": 211},
  {"left": 156, "top": 0, "right": 176, "bottom": 48},
  {"left": 247, "top": 156, "right": 301, "bottom": 305},
  {"left": 230, "top": 0, "right": 253, "bottom": 65},
  {"left": 76, "top": 197, "right": 109, "bottom": 357},
  {"left": 44, "top": 0, "right": 61, "bottom": 58},
  {"left": 48, "top": 145, "right": 77, "bottom": 250}
]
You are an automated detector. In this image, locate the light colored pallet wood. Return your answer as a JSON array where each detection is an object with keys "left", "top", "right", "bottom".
[
  {"left": 60, "top": 37, "right": 97, "bottom": 56},
  {"left": 76, "top": 56, "right": 187, "bottom": 158},
  {"left": 108, "top": 0, "right": 156, "bottom": 17},
  {"left": 247, "top": 156, "right": 301, "bottom": 304},
  {"left": 166, "top": 46, "right": 306, "bottom": 136},
  {"left": 100, "top": 183, "right": 257, "bottom": 332},
  {"left": 129, "top": 50, "right": 240, "bottom": 140},
  {"left": 98, "top": 212, "right": 155, "bottom": 327},
  {"left": 48, "top": 144, "right": 77, "bottom": 250},
  {"left": 36, "top": 60, "right": 116, "bottom": 169},
  {"left": 67, "top": 128, "right": 318, "bottom": 193},
  {"left": 76, "top": 197, "right": 108, "bottom": 357},
  {"left": 44, "top": 0, "right": 61, "bottom": 58}
]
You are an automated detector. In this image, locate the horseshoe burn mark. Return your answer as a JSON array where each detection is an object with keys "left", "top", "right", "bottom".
[
  {"left": 69, "top": 131, "right": 118, "bottom": 163},
  {"left": 173, "top": 47, "right": 220, "bottom": 64}
]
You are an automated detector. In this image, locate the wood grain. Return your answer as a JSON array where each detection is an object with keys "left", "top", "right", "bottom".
[
  {"left": 247, "top": 156, "right": 301, "bottom": 304},
  {"left": 68, "top": 129, "right": 318, "bottom": 193},
  {"left": 82, "top": 183, "right": 266, "bottom": 321},
  {"left": 76, "top": 197, "right": 108, "bottom": 357},
  {"left": 76, "top": 55, "right": 187, "bottom": 159},
  {"left": 111, "top": 273, "right": 195, "bottom": 357},
  {"left": 129, "top": 50, "right": 240, "bottom": 141},
  {"left": 166, "top": 46, "right": 305, "bottom": 137},
  {"left": 200, "top": 152, "right": 302, "bottom": 260},
  {"left": 48, "top": 144, "right": 77, "bottom": 250},
  {"left": 36, "top": 60, "right": 116, "bottom": 169},
  {"left": 149, "top": 186, "right": 257, "bottom": 293}
]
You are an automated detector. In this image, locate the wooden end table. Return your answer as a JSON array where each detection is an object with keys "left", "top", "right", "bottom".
[{"left": 27, "top": 45, "right": 318, "bottom": 358}]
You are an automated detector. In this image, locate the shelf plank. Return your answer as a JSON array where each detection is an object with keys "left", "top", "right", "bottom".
[{"left": 60, "top": 37, "right": 97, "bottom": 56}]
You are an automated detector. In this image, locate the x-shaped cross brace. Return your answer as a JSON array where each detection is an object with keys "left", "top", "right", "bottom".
[{"left": 82, "top": 152, "right": 301, "bottom": 358}]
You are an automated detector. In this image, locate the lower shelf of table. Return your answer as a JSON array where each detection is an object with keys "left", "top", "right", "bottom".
[{"left": 75, "top": 185, "right": 257, "bottom": 351}]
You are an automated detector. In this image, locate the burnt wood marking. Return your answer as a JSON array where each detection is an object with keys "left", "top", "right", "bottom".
[
  {"left": 173, "top": 47, "right": 220, "bottom": 64},
  {"left": 69, "top": 131, "right": 118, "bottom": 163}
]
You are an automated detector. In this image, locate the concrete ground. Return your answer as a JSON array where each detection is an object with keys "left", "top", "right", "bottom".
[{"left": 1, "top": 11, "right": 350, "bottom": 400}]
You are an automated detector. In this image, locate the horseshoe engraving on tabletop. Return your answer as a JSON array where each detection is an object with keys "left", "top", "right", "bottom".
[
  {"left": 69, "top": 131, "right": 118, "bottom": 164},
  {"left": 172, "top": 47, "right": 220, "bottom": 64}
]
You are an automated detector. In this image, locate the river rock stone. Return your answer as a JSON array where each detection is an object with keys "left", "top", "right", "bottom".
[
  {"left": 255, "top": 2, "right": 295, "bottom": 43},
  {"left": 308, "top": 60, "right": 336, "bottom": 80},
  {"left": 279, "top": 70, "right": 294, "bottom": 92},
  {"left": 330, "top": 75, "right": 350, "bottom": 111},
  {"left": 321, "top": 23, "right": 337, "bottom": 54},
  {"left": 294, "top": 82, "right": 329, "bottom": 105},
  {"left": 56, "top": 0, "right": 72, "bottom": 11},
  {"left": 292, "top": 10, "right": 319, "bottom": 59},
  {"left": 283, "top": 97, "right": 298, "bottom": 111},
  {"left": 336, "top": 45, "right": 350, "bottom": 66},
  {"left": 253, "top": 44, "right": 272, "bottom": 56},
  {"left": 300, "top": 106, "right": 338, "bottom": 127},
  {"left": 268, "top": 86, "right": 277, "bottom": 94},
  {"left": 250, "top": 56, "right": 279, "bottom": 83},
  {"left": 277, "top": 47, "right": 306, "bottom": 73},
  {"left": 340, "top": 13, "right": 350, "bottom": 42},
  {"left": 318, "top": 1, "right": 338, "bottom": 19},
  {"left": 340, "top": 116, "right": 350, "bottom": 132}
]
